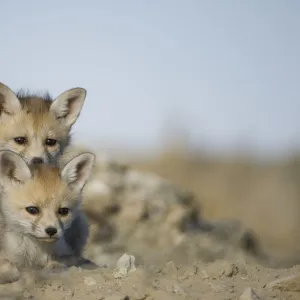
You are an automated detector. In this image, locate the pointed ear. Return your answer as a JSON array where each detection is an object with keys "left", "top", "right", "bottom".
[
  {"left": 50, "top": 87, "right": 86, "bottom": 128},
  {"left": 0, "top": 83, "right": 22, "bottom": 116},
  {"left": 61, "top": 152, "right": 95, "bottom": 191},
  {"left": 0, "top": 150, "right": 32, "bottom": 184}
]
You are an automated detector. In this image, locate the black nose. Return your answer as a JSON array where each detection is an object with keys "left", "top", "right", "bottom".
[
  {"left": 45, "top": 227, "right": 57, "bottom": 237},
  {"left": 32, "top": 157, "right": 44, "bottom": 164}
]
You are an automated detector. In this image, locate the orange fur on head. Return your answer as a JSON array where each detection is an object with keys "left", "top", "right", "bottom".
[
  {"left": 0, "top": 83, "right": 86, "bottom": 165},
  {"left": 0, "top": 150, "right": 95, "bottom": 242}
]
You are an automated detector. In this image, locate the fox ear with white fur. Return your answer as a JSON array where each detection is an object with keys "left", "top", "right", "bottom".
[
  {"left": 61, "top": 152, "right": 95, "bottom": 191},
  {"left": 50, "top": 87, "right": 86, "bottom": 128},
  {"left": 0, "top": 83, "right": 22, "bottom": 116},
  {"left": 0, "top": 150, "right": 32, "bottom": 184}
]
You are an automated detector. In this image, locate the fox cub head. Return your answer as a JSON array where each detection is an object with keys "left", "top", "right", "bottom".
[
  {"left": 0, "top": 82, "right": 87, "bottom": 165},
  {"left": 0, "top": 150, "right": 95, "bottom": 242}
]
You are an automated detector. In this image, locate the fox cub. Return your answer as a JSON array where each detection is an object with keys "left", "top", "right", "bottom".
[
  {"left": 0, "top": 82, "right": 92, "bottom": 262},
  {"left": 0, "top": 82, "right": 86, "bottom": 165},
  {"left": 0, "top": 150, "right": 95, "bottom": 283}
]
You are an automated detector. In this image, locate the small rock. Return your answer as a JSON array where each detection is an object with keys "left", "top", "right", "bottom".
[
  {"left": 84, "top": 276, "right": 97, "bottom": 286},
  {"left": 239, "top": 287, "right": 260, "bottom": 300},
  {"left": 113, "top": 253, "right": 136, "bottom": 278}
]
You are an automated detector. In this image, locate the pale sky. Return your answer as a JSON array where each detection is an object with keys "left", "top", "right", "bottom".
[{"left": 1, "top": 1, "right": 300, "bottom": 157}]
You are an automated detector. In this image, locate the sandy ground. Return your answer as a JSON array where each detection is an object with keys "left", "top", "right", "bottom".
[
  {"left": 4, "top": 246, "right": 300, "bottom": 300},
  {"left": 2, "top": 148, "right": 300, "bottom": 299}
]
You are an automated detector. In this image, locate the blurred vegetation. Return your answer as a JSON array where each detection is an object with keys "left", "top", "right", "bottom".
[{"left": 126, "top": 138, "right": 300, "bottom": 262}]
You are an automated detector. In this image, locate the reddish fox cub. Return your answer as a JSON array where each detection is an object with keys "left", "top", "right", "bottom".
[
  {"left": 0, "top": 82, "right": 86, "bottom": 165},
  {"left": 0, "top": 150, "right": 95, "bottom": 283}
]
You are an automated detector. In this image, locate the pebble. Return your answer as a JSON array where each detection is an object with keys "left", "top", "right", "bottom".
[
  {"left": 113, "top": 253, "right": 136, "bottom": 279},
  {"left": 84, "top": 276, "right": 97, "bottom": 286}
]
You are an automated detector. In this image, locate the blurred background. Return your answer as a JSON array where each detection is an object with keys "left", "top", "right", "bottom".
[{"left": 2, "top": 0, "right": 300, "bottom": 264}]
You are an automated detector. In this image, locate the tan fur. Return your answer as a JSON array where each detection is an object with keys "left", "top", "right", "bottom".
[
  {"left": 0, "top": 150, "right": 95, "bottom": 283},
  {"left": 0, "top": 82, "right": 86, "bottom": 165},
  {"left": 0, "top": 82, "right": 90, "bottom": 266}
]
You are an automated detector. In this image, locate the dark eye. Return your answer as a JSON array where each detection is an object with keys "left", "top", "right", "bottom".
[
  {"left": 58, "top": 207, "right": 69, "bottom": 216},
  {"left": 14, "top": 137, "right": 27, "bottom": 145},
  {"left": 45, "top": 139, "right": 57, "bottom": 146},
  {"left": 25, "top": 206, "right": 40, "bottom": 215}
]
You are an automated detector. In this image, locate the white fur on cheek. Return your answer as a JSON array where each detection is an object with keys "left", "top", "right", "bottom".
[{"left": 2, "top": 201, "right": 33, "bottom": 234}]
